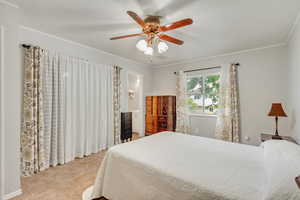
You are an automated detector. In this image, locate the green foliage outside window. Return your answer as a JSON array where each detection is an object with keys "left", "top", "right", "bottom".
[
  {"left": 204, "top": 74, "right": 220, "bottom": 113},
  {"left": 186, "top": 74, "right": 220, "bottom": 114},
  {"left": 187, "top": 77, "right": 202, "bottom": 92},
  {"left": 187, "top": 97, "right": 199, "bottom": 111}
]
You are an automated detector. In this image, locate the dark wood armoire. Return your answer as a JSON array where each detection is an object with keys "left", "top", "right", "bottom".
[{"left": 145, "top": 96, "right": 176, "bottom": 136}]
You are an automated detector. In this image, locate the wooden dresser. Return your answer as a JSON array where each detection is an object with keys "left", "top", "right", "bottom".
[{"left": 145, "top": 96, "right": 176, "bottom": 136}]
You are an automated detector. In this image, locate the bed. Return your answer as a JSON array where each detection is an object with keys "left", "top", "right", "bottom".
[{"left": 83, "top": 132, "right": 300, "bottom": 200}]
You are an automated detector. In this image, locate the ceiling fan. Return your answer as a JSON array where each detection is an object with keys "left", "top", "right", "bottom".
[{"left": 110, "top": 11, "right": 193, "bottom": 55}]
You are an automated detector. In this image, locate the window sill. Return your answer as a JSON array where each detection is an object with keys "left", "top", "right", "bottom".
[{"left": 188, "top": 113, "right": 217, "bottom": 118}]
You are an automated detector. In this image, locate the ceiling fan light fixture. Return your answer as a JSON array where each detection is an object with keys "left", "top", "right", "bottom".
[
  {"left": 144, "top": 47, "right": 153, "bottom": 56},
  {"left": 158, "top": 41, "right": 168, "bottom": 54},
  {"left": 136, "top": 39, "right": 147, "bottom": 52},
  {"left": 112, "top": 11, "right": 193, "bottom": 56}
]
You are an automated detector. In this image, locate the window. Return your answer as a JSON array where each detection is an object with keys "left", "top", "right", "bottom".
[{"left": 186, "top": 70, "right": 220, "bottom": 115}]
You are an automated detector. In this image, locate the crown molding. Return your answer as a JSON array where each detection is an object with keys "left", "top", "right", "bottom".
[
  {"left": 286, "top": 11, "right": 300, "bottom": 44},
  {"left": 0, "top": 26, "right": 4, "bottom": 200},
  {"left": 19, "top": 26, "right": 151, "bottom": 67},
  {"left": 0, "top": 0, "right": 19, "bottom": 9},
  {"left": 151, "top": 10, "right": 300, "bottom": 68},
  {"left": 152, "top": 43, "right": 286, "bottom": 68}
]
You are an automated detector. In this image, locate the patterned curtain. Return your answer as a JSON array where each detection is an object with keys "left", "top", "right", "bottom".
[
  {"left": 21, "top": 46, "right": 45, "bottom": 176},
  {"left": 215, "top": 64, "right": 240, "bottom": 143},
  {"left": 175, "top": 71, "right": 191, "bottom": 133},
  {"left": 21, "top": 46, "right": 116, "bottom": 176},
  {"left": 112, "top": 66, "right": 121, "bottom": 144}
]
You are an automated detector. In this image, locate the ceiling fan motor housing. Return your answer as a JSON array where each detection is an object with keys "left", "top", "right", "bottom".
[
  {"left": 143, "top": 16, "right": 161, "bottom": 34},
  {"left": 110, "top": 11, "right": 191, "bottom": 46}
]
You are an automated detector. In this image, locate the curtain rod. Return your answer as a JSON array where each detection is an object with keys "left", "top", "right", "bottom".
[
  {"left": 174, "top": 63, "right": 240, "bottom": 75},
  {"left": 21, "top": 44, "right": 32, "bottom": 49},
  {"left": 21, "top": 43, "right": 122, "bottom": 69}
]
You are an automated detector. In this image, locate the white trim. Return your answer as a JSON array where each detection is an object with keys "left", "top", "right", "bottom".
[
  {"left": 126, "top": 70, "right": 145, "bottom": 137},
  {"left": 286, "top": 11, "right": 300, "bottom": 43},
  {"left": 188, "top": 113, "right": 217, "bottom": 118},
  {"left": 0, "top": 26, "right": 4, "bottom": 200},
  {"left": 152, "top": 43, "right": 286, "bottom": 68},
  {"left": 4, "top": 189, "right": 22, "bottom": 200},
  {"left": 0, "top": 0, "right": 19, "bottom": 9},
  {"left": 19, "top": 26, "right": 150, "bottom": 67},
  {"left": 152, "top": 10, "right": 300, "bottom": 68}
]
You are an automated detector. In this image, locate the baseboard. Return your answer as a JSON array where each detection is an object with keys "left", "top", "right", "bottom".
[{"left": 4, "top": 189, "right": 22, "bottom": 200}]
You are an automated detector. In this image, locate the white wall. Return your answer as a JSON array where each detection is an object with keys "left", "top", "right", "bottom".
[
  {"left": 0, "top": 2, "right": 294, "bottom": 198},
  {"left": 1, "top": 13, "right": 153, "bottom": 198},
  {"left": 287, "top": 16, "right": 300, "bottom": 143},
  {"left": 0, "top": 22, "right": 4, "bottom": 200},
  {"left": 128, "top": 73, "right": 140, "bottom": 111},
  {"left": 127, "top": 73, "right": 142, "bottom": 134},
  {"left": 151, "top": 45, "right": 289, "bottom": 145},
  {"left": 0, "top": 3, "right": 22, "bottom": 198},
  {"left": 19, "top": 27, "right": 152, "bottom": 137}
]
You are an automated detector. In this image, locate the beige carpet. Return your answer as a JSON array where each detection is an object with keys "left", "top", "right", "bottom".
[
  {"left": 11, "top": 133, "right": 140, "bottom": 200},
  {"left": 11, "top": 151, "right": 106, "bottom": 200}
]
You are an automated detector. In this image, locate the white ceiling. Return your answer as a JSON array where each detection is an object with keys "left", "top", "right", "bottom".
[{"left": 12, "top": 0, "right": 300, "bottom": 66}]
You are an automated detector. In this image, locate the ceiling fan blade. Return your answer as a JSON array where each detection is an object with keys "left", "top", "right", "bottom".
[
  {"left": 159, "top": 34, "right": 184, "bottom": 45},
  {"left": 127, "top": 11, "right": 146, "bottom": 27},
  {"left": 110, "top": 33, "right": 143, "bottom": 40},
  {"left": 160, "top": 18, "right": 193, "bottom": 32}
]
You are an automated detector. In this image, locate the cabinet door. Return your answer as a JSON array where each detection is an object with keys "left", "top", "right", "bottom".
[
  {"left": 145, "top": 96, "right": 176, "bottom": 134},
  {"left": 145, "top": 114, "right": 153, "bottom": 134}
]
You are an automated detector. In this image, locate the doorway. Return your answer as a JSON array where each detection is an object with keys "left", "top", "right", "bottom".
[
  {"left": 0, "top": 25, "right": 4, "bottom": 200},
  {"left": 127, "top": 71, "right": 144, "bottom": 137}
]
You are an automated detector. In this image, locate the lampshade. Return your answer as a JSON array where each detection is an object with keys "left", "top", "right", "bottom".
[
  {"left": 136, "top": 40, "right": 147, "bottom": 52},
  {"left": 268, "top": 103, "right": 287, "bottom": 117},
  {"left": 158, "top": 41, "right": 168, "bottom": 54},
  {"left": 144, "top": 47, "right": 153, "bottom": 55}
]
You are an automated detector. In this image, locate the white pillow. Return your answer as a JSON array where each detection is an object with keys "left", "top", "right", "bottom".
[{"left": 263, "top": 140, "right": 300, "bottom": 200}]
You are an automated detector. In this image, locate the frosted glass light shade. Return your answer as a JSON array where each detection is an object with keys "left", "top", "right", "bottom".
[
  {"left": 136, "top": 40, "right": 147, "bottom": 52},
  {"left": 158, "top": 41, "right": 168, "bottom": 54},
  {"left": 144, "top": 47, "right": 153, "bottom": 55}
]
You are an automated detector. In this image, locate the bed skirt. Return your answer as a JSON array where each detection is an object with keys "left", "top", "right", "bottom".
[
  {"left": 82, "top": 186, "right": 108, "bottom": 200},
  {"left": 82, "top": 186, "right": 94, "bottom": 200}
]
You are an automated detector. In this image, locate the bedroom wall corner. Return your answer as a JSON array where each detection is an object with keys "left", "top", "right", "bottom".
[
  {"left": 19, "top": 25, "right": 154, "bottom": 139},
  {"left": 287, "top": 13, "right": 300, "bottom": 143},
  {"left": 0, "top": 2, "right": 22, "bottom": 198},
  {"left": 151, "top": 45, "right": 289, "bottom": 146}
]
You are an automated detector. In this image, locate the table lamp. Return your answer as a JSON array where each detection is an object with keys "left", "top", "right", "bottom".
[{"left": 268, "top": 103, "right": 287, "bottom": 139}]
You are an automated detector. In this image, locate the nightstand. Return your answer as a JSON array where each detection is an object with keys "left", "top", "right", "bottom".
[
  {"left": 261, "top": 133, "right": 297, "bottom": 144},
  {"left": 296, "top": 176, "right": 300, "bottom": 189}
]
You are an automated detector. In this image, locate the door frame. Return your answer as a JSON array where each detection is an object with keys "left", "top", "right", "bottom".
[
  {"left": 0, "top": 25, "right": 5, "bottom": 200},
  {"left": 126, "top": 70, "right": 144, "bottom": 137}
]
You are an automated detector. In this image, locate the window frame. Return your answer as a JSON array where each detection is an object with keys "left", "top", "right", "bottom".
[{"left": 185, "top": 69, "right": 220, "bottom": 116}]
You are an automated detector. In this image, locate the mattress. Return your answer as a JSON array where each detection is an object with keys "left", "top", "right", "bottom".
[{"left": 89, "top": 132, "right": 265, "bottom": 200}]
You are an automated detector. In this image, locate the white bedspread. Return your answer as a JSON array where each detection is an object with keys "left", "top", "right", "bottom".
[{"left": 90, "top": 132, "right": 265, "bottom": 200}]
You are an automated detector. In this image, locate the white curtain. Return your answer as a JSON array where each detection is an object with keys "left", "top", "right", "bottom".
[
  {"left": 215, "top": 64, "right": 240, "bottom": 143},
  {"left": 42, "top": 51, "right": 65, "bottom": 168},
  {"left": 175, "top": 71, "right": 191, "bottom": 133},
  {"left": 42, "top": 52, "right": 114, "bottom": 167}
]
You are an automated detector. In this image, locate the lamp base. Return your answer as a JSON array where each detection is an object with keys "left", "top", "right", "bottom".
[{"left": 272, "top": 135, "right": 283, "bottom": 140}]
